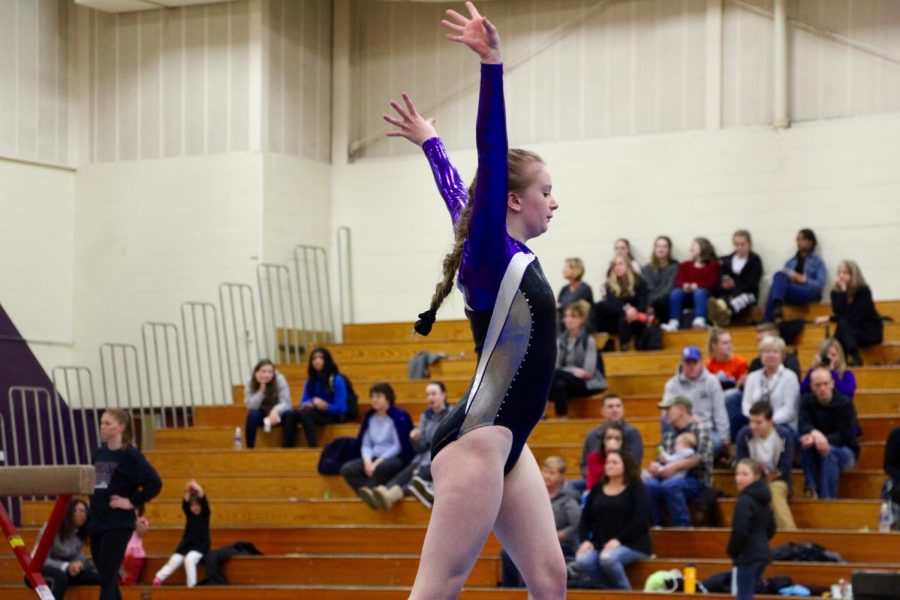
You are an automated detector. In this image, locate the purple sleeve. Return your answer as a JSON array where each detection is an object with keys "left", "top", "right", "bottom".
[
  {"left": 836, "top": 370, "right": 856, "bottom": 398},
  {"left": 422, "top": 137, "right": 468, "bottom": 224}
]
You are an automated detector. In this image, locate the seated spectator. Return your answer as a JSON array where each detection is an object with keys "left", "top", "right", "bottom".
[
  {"left": 728, "top": 459, "right": 776, "bottom": 600},
  {"left": 243, "top": 358, "right": 292, "bottom": 449},
  {"left": 815, "top": 260, "right": 883, "bottom": 366},
  {"left": 372, "top": 381, "right": 451, "bottom": 510},
  {"left": 282, "top": 348, "right": 349, "bottom": 448},
  {"left": 708, "top": 229, "right": 763, "bottom": 327},
  {"left": 661, "top": 237, "right": 719, "bottom": 331},
  {"left": 119, "top": 506, "right": 149, "bottom": 586},
  {"left": 550, "top": 300, "right": 606, "bottom": 417},
  {"left": 585, "top": 423, "right": 625, "bottom": 492},
  {"left": 800, "top": 337, "right": 856, "bottom": 399},
  {"left": 592, "top": 256, "right": 650, "bottom": 351},
  {"left": 884, "top": 426, "right": 900, "bottom": 529},
  {"left": 152, "top": 480, "right": 210, "bottom": 588},
  {"left": 748, "top": 323, "right": 801, "bottom": 379},
  {"left": 33, "top": 498, "right": 99, "bottom": 599},
  {"left": 340, "top": 383, "right": 414, "bottom": 510},
  {"left": 642, "top": 432, "right": 696, "bottom": 482},
  {"left": 742, "top": 336, "right": 800, "bottom": 431},
  {"left": 612, "top": 238, "right": 643, "bottom": 275},
  {"left": 764, "top": 228, "right": 826, "bottom": 322},
  {"left": 642, "top": 235, "right": 678, "bottom": 321},
  {"left": 736, "top": 401, "right": 796, "bottom": 530},
  {"left": 663, "top": 345, "right": 730, "bottom": 454},
  {"left": 798, "top": 367, "right": 860, "bottom": 498},
  {"left": 557, "top": 257, "right": 594, "bottom": 325},
  {"left": 575, "top": 450, "right": 651, "bottom": 590},
  {"left": 705, "top": 328, "right": 750, "bottom": 439},
  {"left": 572, "top": 394, "right": 645, "bottom": 495},
  {"left": 500, "top": 456, "right": 581, "bottom": 588},
  {"left": 645, "top": 396, "right": 713, "bottom": 526}
]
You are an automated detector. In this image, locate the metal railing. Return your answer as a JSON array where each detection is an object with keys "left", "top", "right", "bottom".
[
  {"left": 7, "top": 387, "right": 63, "bottom": 471},
  {"left": 51, "top": 366, "right": 101, "bottom": 464},
  {"left": 257, "top": 263, "right": 302, "bottom": 364},
  {"left": 181, "top": 302, "right": 229, "bottom": 406},
  {"left": 219, "top": 282, "right": 261, "bottom": 387},
  {"left": 337, "top": 226, "right": 354, "bottom": 328},
  {"left": 142, "top": 322, "right": 190, "bottom": 428},
  {"left": 293, "top": 244, "right": 335, "bottom": 346},
  {"left": 0, "top": 414, "right": 12, "bottom": 515}
]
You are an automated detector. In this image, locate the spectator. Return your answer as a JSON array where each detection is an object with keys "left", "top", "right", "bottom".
[
  {"left": 884, "top": 426, "right": 900, "bottom": 529},
  {"left": 642, "top": 235, "right": 678, "bottom": 321},
  {"left": 742, "top": 336, "right": 800, "bottom": 431},
  {"left": 557, "top": 257, "right": 594, "bottom": 324},
  {"left": 152, "top": 480, "right": 210, "bottom": 588},
  {"left": 645, "top": 396, "right": 713, "bottom": 527},
  {"left": 592, "top": 256, "right": 650, "bottom": 352},
  {"left": 585, "top": 423, "right": 625, "bottom": 492},
  {"left": 799, "top": 367, "right": 860, "bottom": 499},
  {"left": 663, "top": 345, "right": 730, "bottom": 454},
  {"left": 550, "top": 300, "right": 606, "bottom": 417},
  {"left": 748, "top": 323, "right": 801, "bottom": 379},
  {"left": 814, "top": 260, "right": 883, "bottom": 366},
  {"left": 641, "top": 432, "right": 696, "bottom": 483},
  {"left": 800, "top": 338, "right": 856, "bottom": 400},
  {"left": 119, "top": 507, "right": 149, "bottom": 586},
  {"left": 243, "top": 358, "right": 292, "bottom": 449},
  {"left": 340, "top": 383, "right": 414, "bottom": 510},
  {"left": 661, "top": 237, "right": 719, "bottom": 331},
  {"left": 708, "top": 229, "right": 763, "bottom": 327},
  {"left": 735, "top": 401, "right": 796, "bottom": 530},
  {"left": 573, "top": 394, "right": 645, "bottom": 495},
  {"left": 89, "top": 409, "right": 162, "bottom": 600},
  {"left": 612, "top": 238, "right": 643, "bottom": 275},
  {"left": 575, "top": 450, "right": 651, "bottom": 590},
  {"left": 727, "top": 459, "right": 776, "bottom": 600},
  {"left": 33, "top": 498, "right": 99, "bottom": 599},
  {"left": 500, "top": 456, "right": 581, "bottom": 588},
  {"left": 282, "top": 348, "right": 349, "bottom": 448},
  {"left": 764, "top": 228, "right": 826, "bottom": 322},
  {"left": 372, "top": 381, "right": 452, "bottom": 510},
  {"left": 706, "top": 328, "right": 750, "bottom": 439}
]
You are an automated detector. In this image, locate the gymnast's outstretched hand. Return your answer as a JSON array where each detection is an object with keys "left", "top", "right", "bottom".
[
  {"left": 442, "top": 1, "right": 501, "bottom": 64},
  {"left": 383, "top": 93, "right": 437, "bottom": 147}
]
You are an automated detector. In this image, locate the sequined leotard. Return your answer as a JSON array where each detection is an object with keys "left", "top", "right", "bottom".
[{"left": 425, "top": 64, "right": 557, "bottom": 474}]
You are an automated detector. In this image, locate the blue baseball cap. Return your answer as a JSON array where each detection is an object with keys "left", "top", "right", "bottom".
[{"left": 681, "top": 345, "right": 702, "bottom": 362}]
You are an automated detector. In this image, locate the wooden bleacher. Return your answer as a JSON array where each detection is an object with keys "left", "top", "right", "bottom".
[{"left": 3, "top": 302, "right": 899, "bottom": 598}]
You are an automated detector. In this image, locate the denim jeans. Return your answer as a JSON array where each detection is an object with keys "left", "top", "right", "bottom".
[
  {"left": 575, "top": 544, "right": 648, "bottom": 590},
  {"left": 669, "top": 287, "right": 710, "bottom": 321},
  {"left": 644, "top": 476, "right": 706, "bottom": 526},
  {"left": 764, "top": 272, "right": 820, "bottom": 321},
  {"left": 800, "top": 444, "right": 855, "bottom": 498},
  {"left": 724, "top": 390, "right": 747, "bottom": 445},
  {"left": 732, "top": 563, "right": 764, "bottom": 600},
  {"left": 245, "top": 408, "right": 286, "bottom": 448}
]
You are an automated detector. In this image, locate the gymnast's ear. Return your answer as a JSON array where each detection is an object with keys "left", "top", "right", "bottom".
[{"left": 507, "top": 192, "right": 522, "bottom": 212}]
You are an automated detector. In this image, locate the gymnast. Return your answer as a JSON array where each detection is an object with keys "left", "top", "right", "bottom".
[{"left": 383, "top": 3, "right": 565, "bottom": 597}]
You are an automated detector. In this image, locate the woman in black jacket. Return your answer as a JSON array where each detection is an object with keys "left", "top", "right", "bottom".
[
  {"left": 815, "top": 260, "right": 882, "bottom": 366},
  {"left": 574, "top": 450, "right": 651, "bottom": 589},
  {"left": 727, "top": 458, "right": 776, "bottom": 600},
  {"left": 592, "top": 255, "right": 650, "bottom": 351},
  {"left": 708, "top": 229, "right": 763, "bottom": 327}
]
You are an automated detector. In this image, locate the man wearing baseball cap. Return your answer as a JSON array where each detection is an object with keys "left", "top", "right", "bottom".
[
  {"left": 662, "top": 345, "right": 730, "bottom": 455},
  {"left": 645, "top": 395, "right": 713, "bottom": 526}
]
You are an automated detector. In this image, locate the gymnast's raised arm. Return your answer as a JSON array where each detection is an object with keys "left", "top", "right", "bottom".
[{"left": 383, "top": 93, "right": 468, "bottom": 224}]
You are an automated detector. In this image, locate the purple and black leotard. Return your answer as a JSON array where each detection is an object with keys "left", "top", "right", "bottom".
[{"left": 425, "top": 64, "right": 557, "bottom": 474}]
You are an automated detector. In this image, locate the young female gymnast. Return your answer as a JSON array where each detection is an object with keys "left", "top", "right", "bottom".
[{"left": 382, "top": 3, "right": 565, "bottom": 597}]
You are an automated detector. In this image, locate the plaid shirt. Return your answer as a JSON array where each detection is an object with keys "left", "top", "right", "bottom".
[{"left": 662, "top": 420, "right": 713, "bottom": 486}]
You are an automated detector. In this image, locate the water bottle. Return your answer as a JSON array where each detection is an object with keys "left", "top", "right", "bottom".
[
  {"left": 683, "top": 563, "right": 696, "bottom": 594},
  {"left": 233, "top": 427, "right": 242, "bottom": 450},
  {"left": 879, "top": 501, "right": 893, "bottom": 532}
]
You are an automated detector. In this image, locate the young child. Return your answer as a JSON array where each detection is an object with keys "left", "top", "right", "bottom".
[
  {"left": 727, "top": 458, "right": 775, "bottom": 600},
  {"left": 642, "top": 431, "right": 697, "bottom": 482},
  {"left": 153, "top": 480, "right": 211, "bottom": 587},
  {"left": 119, "top": 506, "right": 149, "bottom": 586}
]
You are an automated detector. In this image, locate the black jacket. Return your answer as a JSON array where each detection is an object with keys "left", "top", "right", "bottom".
[
  {"left": 830, "top": 286, "right": 883, "bottom": 343},
  {"left": 727, "top": 479, "right": 775, "bottom": 566},
  {"left": 89, "top": 444, "right": 162, "bottom": 533},
  {"left": 601, "top": 279, "right": 649, "bottom": 312},
  {"left": 798, "top": 391, "right": 860, "bottom": 459},
  {"left": 718, "top": 252, "right": 763, "bottom": 298}
]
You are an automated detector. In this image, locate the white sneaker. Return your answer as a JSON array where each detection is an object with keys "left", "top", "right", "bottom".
[
  {"left": 692, "top": 317, "right": 708, "bottom": 329},
  {"left": 660, "top": 319, "right": 679, "bottom": 332}
]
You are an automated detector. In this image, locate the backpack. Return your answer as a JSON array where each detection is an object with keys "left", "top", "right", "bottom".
[
  {"left": 637, "top": 322, "right": 663, "bottom": 351},
  {"left": 331, "top": 374, "right": 359, "bottom": 422},
  {"left": 317, "top": 436, "right": 360, "bottom": 475}
]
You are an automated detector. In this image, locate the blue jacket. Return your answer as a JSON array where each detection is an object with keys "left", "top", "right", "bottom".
[
  {"left": 356, "top": 406, "right": 415, "bottom": 463},
  {"left": 300, "top": 374, "right": 348, "bottom": 416},
  {"left": 735, "top": 423, "right": 794, "bottom": 496},
  {"left": 782, "top": 251, "right": 827, "bottom": 298}
]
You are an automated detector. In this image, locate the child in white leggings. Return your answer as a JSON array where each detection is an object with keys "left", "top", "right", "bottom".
[{"left": 153, "top": 480, "right": 211, "bottom": 587}]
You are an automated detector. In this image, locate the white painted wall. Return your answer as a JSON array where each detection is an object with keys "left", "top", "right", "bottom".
[
  {"left": 333, "top": 111, "right": 900, "bottom": 324},
  {"left": 0, "top": 158, "right": 75, "bottom": 369}
]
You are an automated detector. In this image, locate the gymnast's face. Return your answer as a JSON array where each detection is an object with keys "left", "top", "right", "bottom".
[{"left": 510, "top": 162, "right": 557, "bottom": 239}]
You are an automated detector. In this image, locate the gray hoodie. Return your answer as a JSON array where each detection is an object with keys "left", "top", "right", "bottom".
[
  {"left": 243, "top": 371, "right": 292, "bottom": 414},
  {"left": 663, "top": 365, "right": 730, "bottom": 440},
  {"left": 411, "top": 405, "right": 452, "bottom": 468}
]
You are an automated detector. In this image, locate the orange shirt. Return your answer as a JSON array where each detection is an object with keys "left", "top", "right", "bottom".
[{"left": 705, "top": 354, "right": 749, "bottom": 383}]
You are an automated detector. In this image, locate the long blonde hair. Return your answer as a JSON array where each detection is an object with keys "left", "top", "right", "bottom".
[
  {"left": 818, "top": 337, "right": 847, "bottom": 374},
  {"left": 606, "top": 255, "right": 638, "bottom": 298}
]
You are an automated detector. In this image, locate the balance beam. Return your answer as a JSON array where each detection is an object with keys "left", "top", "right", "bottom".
[{"left": 0, "top": 465, "right": 96, "bottom": 600}]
